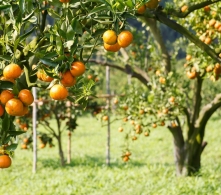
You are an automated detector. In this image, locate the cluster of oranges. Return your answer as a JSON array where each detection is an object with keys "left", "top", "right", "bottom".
[
  {"left": 102, "top": 30, "right": 133, "bottom": 52},
  {"left": 36, "top": 60, "right": 86, "bottom": 100},
  {"left": 122, "top": 151, "right": 131, "bottom": 162},
  {"left": 136, "top": 0, "right": 160, "bottom": 14},
  {"left": 0, "top": 63, "right": 34, "bottom": 117}
]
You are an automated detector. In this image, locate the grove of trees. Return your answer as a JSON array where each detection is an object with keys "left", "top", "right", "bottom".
[{"left": 1, "top": 0, "right": 221, "bottom": 177}]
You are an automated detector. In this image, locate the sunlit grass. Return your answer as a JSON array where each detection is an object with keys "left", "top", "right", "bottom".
[{"left": 0, "top": 114, "right": 221, "bottom": 195}]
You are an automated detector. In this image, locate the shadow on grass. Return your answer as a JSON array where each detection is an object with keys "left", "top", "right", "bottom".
[{"left": 40, "top": 155, "right": 149, "bottom": 169}]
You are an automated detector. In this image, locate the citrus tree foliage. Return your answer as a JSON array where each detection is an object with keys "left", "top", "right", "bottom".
[
  {"left": 89, "top": 0, "right": 221, "bottom": 175},
  {"left": 0, "top": 0, "right": 141, "bottom": 160}
]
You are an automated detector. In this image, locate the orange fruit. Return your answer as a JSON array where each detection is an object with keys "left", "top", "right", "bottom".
[
  {"left": 0, "top": 90, "right": 14, "bottom": 105},
  {"left": 144, "top": 132, "right": 149, "bottom": 137},
  {"left": 5, "top": 98, "right": 24, "bottom": 116},
  {"left": 102, "top": 30, "right": 117, "bottom": 45},
  {"left": 104, "top": 42, "right": 121, "bottom": 52},
  {"left": 186, "top": 54, "right": 192, "bottom": 61},
  {"left": 21, "top": 144, "right": 28, "bottom": 149},
  {"left": 123, "top": 155, "right": 129, "bottom": 162},
  {"left": 49, "top": 84, "right": 68, "bottom": 100},
  {"left": 0, "top": 104, "right": 4, "bottom": 117},
  {"left": 0, "top": 76, "right": 15, "bottom": 83},
  {"left": 37, "top": 70, "right": 54, "bottom": 82},
  {"left": 152, "top": 123, "right": 157, "bottom": 128},
  {"left": 19, "top": 106, "right": 29, "bottom": 116},
  {"left": 87, "top": 75, "right": 93, "bottom": 80},
  {"left": 136, "top": 4, "right": 146, "bottom": 14},
  {"left": 204, "top": 37, "right": 212, "bottom": 44},
  {"left": 117, "top": 31, "right": 133, "bottom": 48},
  {"left": 102, "top": 115, "right": 108, "bottom": 121},
  {"left": 18, "top": 89, "right": 34, "bottom": 105},
  {"left": 59, "top": 0, "right": 69, "bottom": 3},
  {"left": 145, "top": 0, "right": 159, "bottom": 9},
  {"left": 60, "top": 70, "right": 76, "bottom": 87},
  {"left": 186, "top": 71, "right": 197, "bottom": 79},
  {"left": 209, "top": 19, "right": 216, "bottom": 26},
  {"left": 169, "top": 96, "right": 175, "bottom": 103},
  {"left": 204, "top": 5, "right": 210, "bottom": 12},
  {"left": 0, "top": 155, "right": 12, "bottom": 168},
  {"left": 159, "top": 77, "right": 166, "bottom": 84},
  {"left": 181, "top": 5, "right": 188, "bottom": 12},
  {"left": 3, "top": 63, "right": 22, "bottom": 79},
  {"left": 70, "top": 61, "right": 86, "bottom": 77},
  {"left": 39, "top": 143, "right": 46, "bottom": 149},
  {"left": 23, "top": 138, "right": 29, "bottom": 144},
  {"left": 118, "top": 127, "right": 123, "bottom": 132}
]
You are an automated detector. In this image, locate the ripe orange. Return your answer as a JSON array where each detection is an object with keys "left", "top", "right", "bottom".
[
  {"left": 5, "top": 98, "right": 24, "bottom": 116},
  {"left": 87, "top": 75, "right": 93, "bottom": 80},
  {"left": 117, "top": 31, "right": 133, "bottom": 48},
  {"left": 23, "top": 138, "right": 29, "bottom": 144},
  {"left": 37, "top": 70, "right": 54, "bottom": 82},
  {"left": 186, "top": 54, "right": 192, "bottom": 61},
  {"left": 50, "top": 84, "right": 68, "bottom": 100},
  {"left": 0, "top": 90, "right": 14, "bottom": 105},
  {"left": 59, "top": 0, "right": 69, "bottom": 3},
  {"left": 152, "top": 123, "right": 157, "bottom": 128},
  {"left": 214, "top": 63, "right": 221, "bottom": 74},
  {"left": 144, "top": 132, "right": 149, "bottom": 137},
  {"left": 102, "top": 115, "right": 108, "bottom": 121},
  {"left": 3, "top": 63, "right": 22, "bottom": 79},
  {"left": 206, "top": 65, "right": 213, "bottom": 72},
  {"left": 136, "top": 4, "right": 146, "bottom": 14},
  {"left": 204, "top": 5, "right": 210, "bottom": 12},
  {"left": 70, "top": 61, "right": 86, "bottom": 77},
  {"left": 0, "top": 104, "right": 4, "bottom": 117},
  {"left": 118, "top": 127, "right": 123, "bottom": 132},
  {"left": 123, "top": 155, "right": 129, "bottom": 162},
  {"left": 209, "top": 19, "right": 216, "bottom": 26},
  {"left": 145, "top": 0, "right": 159, "bottom": 9},
  {"left": 186, "top": 71, "right": 197, "bottom": 79},
  {"left": 159, "top": 77, "right": 166, "bottom": 84},
  {"left": 204, "top": 37, "right": 212, "bottom": 44},
  {"left": 125, "top": 151, "right": 131, "bottom": 156},
  {"left": 39, "top": 143, "right": 46, "bottom": 149},
  {"left": 18, "top": 89, "right": 34, "bottom": 105},
  {"left": 102, "top": 30, "right": 117, "bottom": 45},
  {"left": 104, "top": 42, "right": 121, "bottom": 52},
  {"left": 0, "top": 76, "right": 15, "bottom": 83},
  {"left": 169, "top": 96, "right": 175, "bottom": 103},
  {"left": 21, "top": 144, "right": 28, "bottom": 149},
  {"left": 60, "top": 70, "right": 76, "bottom": 87},
  {"left": 0, "top": 155, "right": 12, "bottom": 168},
  {"left": 181, "top": 5, "right": 188, "bottom": 12}
]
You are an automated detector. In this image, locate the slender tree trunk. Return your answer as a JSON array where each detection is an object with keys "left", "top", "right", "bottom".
[
  {"left": 57, "top": 135, "right": 65, "bottom": 166},
  {"left": 67, "top": 131, "right": 71, "bottom": 164}
]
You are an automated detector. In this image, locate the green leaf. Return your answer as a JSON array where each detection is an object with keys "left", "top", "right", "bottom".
[
  {"left": 2, "top": 114, "right": 10, "bottom": 132},
  {"left": 88, "top": 5, "right": 107, "bottom": 16},
  {"left": 47, "top": 8, "right": 61, "bottom": 19},
  {"left": 0, "top": 55, "right": 11, "bottom": 62},
  {"left": 14, "top": 27, "right": 36, "bottom": 51},
  {"left": 71, "top": 18, "right": 83, "bottom": 35},
  {"left": 19, "top": 0, "right": 25, "bottom": 14},
  {"left": 0, "top": 5, "right": 11, "bottom": 11},
  {"left": 40, "top": 58, "right": 58, "bottom": 67},
  {"left": 7, "top": 131, "right": 25, "bottom": 136},
  {"left": 22, "top": 10, "right": 35, "bottom": 22},
  {"left": 0, "top": 81, "right": 13, "bottom": 89},
  {"left": 5, "top": 143, "right": 18, "bottom": 151}
]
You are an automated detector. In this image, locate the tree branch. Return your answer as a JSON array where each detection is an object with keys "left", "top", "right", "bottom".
[
  {"left": 155, "top": 11, "right": 221, "bottom": 64},
  {"left": 88, "top": 59, "right": 150, "bottom": 87},
  {"left": 164, "top": 0, "right": 221, "bottom": 18},
  {"left": 139, "top": 17, "right": 171, "bottom": 73}
]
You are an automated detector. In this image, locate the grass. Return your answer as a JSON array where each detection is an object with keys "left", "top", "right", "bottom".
[{"left": 0, "top": 114, "right": 221, "bottom": 195}]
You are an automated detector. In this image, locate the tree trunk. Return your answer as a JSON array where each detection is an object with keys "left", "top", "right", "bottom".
[
  {"left": 57, "top": 135, "right": 65, "bottom": 166},
  {"left": 67, "top": 131, "right": 71, "bottom": 164},
  {"left": 169, "top": 126, "right": 207, "bottom": 176}
]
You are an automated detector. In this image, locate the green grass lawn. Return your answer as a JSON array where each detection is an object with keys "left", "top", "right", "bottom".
[{"left": 0, "top": 114, "right": 221, "bottom": 195}]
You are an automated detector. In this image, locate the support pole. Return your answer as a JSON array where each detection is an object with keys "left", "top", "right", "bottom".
[
  {"left": 106, "top": 66, "right": 111, "bottom": 166},
  {"left": 32, "top": 87, "right": 37, "bottom": 173}
]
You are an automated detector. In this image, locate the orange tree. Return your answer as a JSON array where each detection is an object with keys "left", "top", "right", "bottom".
[
  {"left": 88, "top": 0, "right": 221, "bottom": 176},
  {"left": 0, "top": 0, "right": 221, "bottom": 173},
  {"left": 17, "top": 89, "right": 81, "bottom": 166}
]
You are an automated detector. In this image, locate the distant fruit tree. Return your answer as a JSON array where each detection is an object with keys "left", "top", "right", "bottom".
[{"left": 0, "top": 0, "right": 221, "bottom": 176}]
